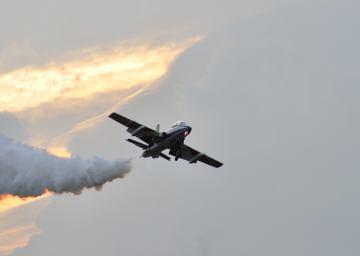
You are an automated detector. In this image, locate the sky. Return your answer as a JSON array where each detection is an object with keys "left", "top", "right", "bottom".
[{"left": 0, "top": 0, "right": 360, "bottom": 255}]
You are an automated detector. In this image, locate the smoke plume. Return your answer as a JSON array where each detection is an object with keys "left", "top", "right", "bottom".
[{"left": 0, "top": 134, "right": 131, "bottom": 198}]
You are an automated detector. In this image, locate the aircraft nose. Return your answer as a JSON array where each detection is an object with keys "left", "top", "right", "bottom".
[{"left": 187, "top": 126, "right": 192, "bottom": 133}]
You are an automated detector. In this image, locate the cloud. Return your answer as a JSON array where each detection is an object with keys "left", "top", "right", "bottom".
[
  {"left": 0, "top": 40, "right": 196, "bottom": 112},
  {"left": 0, "top": 37, "right": 201, "bottom": 255},
  {"left": 0, "top": 134, "right": 131, "bottom": 198},
  {"left": 0, "top": 196, "right": 50, "bottom": 256},
  {"left": 0, "top": 113, "right": 25, "bottom": 141}
]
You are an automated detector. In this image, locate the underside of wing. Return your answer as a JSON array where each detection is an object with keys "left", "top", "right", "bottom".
[
  {"left": 109, "top": 112, "right": 160, "bottom": 144},
  {"left": 170, "top": 144, "right": 223, "bottom": 168}
]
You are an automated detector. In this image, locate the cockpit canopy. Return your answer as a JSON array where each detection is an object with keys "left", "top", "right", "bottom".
[{"left": 171, "top": 121, "right": 187, "bottom": 128}]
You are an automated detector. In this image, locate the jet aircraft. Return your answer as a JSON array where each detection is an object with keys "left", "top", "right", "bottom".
[{"left": 109, "top": 112, "right": 223, "bottom": 168}]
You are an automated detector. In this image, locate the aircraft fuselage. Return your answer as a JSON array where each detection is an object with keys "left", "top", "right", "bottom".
[{"left": 142, "top": 125, "right": 192, "bottom": 158}]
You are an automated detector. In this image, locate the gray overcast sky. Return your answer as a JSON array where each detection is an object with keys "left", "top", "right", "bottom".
[{"left": 0, "top": 0, "right": 359, "bottom": 255}]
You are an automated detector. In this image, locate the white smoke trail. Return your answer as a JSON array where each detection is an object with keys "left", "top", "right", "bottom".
[{"left": 0, "top": 134, "right": 131, "bottom": 198}]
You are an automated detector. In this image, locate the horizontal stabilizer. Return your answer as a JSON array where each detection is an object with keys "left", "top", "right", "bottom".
[
  {"left": 159, "top": 153, "right": 171, "bottom": 161},
  {"left": 126, "top": 138, "right": 148, "bottom": 149}
]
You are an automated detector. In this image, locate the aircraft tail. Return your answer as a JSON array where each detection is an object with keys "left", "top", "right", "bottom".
[{"left": 127, "top": 138, "right": 171, "bottom": 161}]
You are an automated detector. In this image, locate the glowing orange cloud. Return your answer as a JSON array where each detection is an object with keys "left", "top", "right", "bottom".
[
  {"left": 0, "top": 192, "right": 51, "bottom": 255},
  {"left": 0, "top": 38, "right": 201, "bottom": 113},
  {"left": 47, "top": 146, "right": 72, "bottom": 158},
  {"left": 0, "top": 193, "right": 51, "bottom": 213},
  {"left": 0, "top": 194, "right": 50, "bottom": 255},
  {"left": 0, "top": 224, "right": 41, "bottom": 255}
]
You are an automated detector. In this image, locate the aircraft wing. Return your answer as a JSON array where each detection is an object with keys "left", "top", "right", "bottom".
[
  {"left": 109, "top": 112, "right": 160, "bottom": 145},
  {"left": 169, "top": 144, "right": 223, "bottom": 168}
]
